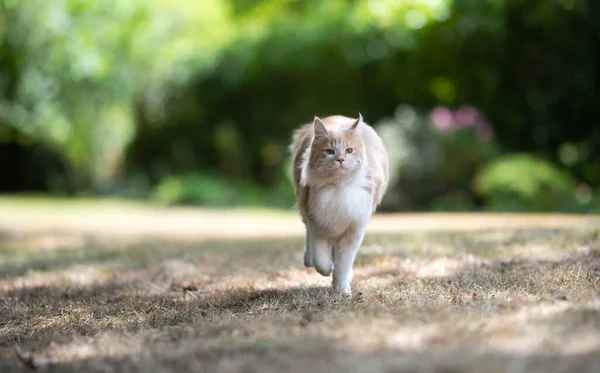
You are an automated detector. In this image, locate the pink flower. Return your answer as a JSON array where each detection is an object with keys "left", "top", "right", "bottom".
[
  {"left": 430, "top": 104, "right": 494, "bottom": 142},
  {"left": 453, "top": 105, "right": 480, "bottom": 127},
  {"left": 430, "top": 106, "right": 454, "bottom": 131}
]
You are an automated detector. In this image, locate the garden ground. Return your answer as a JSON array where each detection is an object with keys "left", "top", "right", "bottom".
[{"left": 1, "top": 197, "right": 600, "bottom": 372}]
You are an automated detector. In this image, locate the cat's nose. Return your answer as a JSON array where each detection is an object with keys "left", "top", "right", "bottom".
[{"left": 337, "top": 158, "right": 344, "bottom": 165}]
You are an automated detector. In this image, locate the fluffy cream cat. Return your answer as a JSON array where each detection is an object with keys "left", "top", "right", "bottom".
[{"left": 289, "top": 114, "right": 389, "bottom": 295}]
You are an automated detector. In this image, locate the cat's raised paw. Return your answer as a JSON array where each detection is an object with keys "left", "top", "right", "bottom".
[
  {"left": 314, "top": 261, "right": 333, "bottom": 277},
  {"left": 313, "top": 255, "right": 333, "bottom": 276}
]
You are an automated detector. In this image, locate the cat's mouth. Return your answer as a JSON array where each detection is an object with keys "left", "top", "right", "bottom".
[{"left": 334, "top": 163, "right": 351, "bottom": 171}]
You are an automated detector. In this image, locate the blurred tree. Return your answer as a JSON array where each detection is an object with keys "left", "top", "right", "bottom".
[
  {"left": 0, "top": 0, "right": 235, "bottom": 192},
  {"left": 128, "top": 0, "right": 600, "bottom": 205},
  {"left": 1, "top": 0, "right": 599, "bottom": 211},
  {"left": 127, "top": 0, "right": 453, "bottom": 185}
]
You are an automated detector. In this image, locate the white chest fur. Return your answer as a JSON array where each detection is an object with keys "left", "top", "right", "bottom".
[{"left": 309, "top": 174, "right": 372, "bottom": 237}]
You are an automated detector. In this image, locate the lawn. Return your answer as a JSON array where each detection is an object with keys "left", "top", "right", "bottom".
[{"left": 1, "top": 198, "right": 600, "bottom": 372}]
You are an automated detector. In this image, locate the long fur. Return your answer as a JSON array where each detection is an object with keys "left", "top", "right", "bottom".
[{"left": 289, "top": 114, "right": 390, "bottom": 294}]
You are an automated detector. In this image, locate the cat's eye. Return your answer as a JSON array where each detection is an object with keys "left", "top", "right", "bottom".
[
  {"left": 345, "top": 148, "right": 353, "bottom": 154},
  {"left": 325, "top": 149, "right": 335, "bottom": 155}
]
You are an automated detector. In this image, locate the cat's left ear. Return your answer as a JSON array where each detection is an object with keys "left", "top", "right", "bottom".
[
  {"left": 350, "top": 113, "right": 363, "bottom": 131},
  {"left": 313, "top": 116, "right": 328, "bottom": 137}
]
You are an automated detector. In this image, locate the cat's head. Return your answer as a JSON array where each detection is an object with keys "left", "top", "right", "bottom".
[{"left": 307, "top": 114, "right": 366, "bottom": 182}]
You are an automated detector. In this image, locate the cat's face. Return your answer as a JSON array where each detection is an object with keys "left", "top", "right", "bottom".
[{"left": 308, "top": 117, "right": 365, "bottom": 180}]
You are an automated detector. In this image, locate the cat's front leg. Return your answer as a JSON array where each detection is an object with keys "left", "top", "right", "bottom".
[
  {"left": 303, "top": 228, "right": 314, "bottom": 268},
  {"left": 312, "top": 234, "right": 333, "bottom": 277},
  {"left": 332, "top": 228, "right": 365, "bottom": 295}
]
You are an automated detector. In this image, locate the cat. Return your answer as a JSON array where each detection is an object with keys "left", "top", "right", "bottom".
[{"left": 289, "top": 114, "right": 389, "bottom": 295}]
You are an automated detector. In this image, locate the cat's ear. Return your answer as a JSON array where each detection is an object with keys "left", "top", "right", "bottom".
[
  {"left": 313, "top": 116, "right": 328, "bottom": 137},
  {"left": 350, "top": 113, "right": 363, "bottom": 131}
]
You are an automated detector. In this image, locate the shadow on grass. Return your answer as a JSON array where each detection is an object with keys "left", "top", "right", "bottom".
[
  {"left": 0, "top": 232, "right": 304, "bottom": 280},
  {"left": 0, "top": 282, "right": 347, "bottom": 347}
]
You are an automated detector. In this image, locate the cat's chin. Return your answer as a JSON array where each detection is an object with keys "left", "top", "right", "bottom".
[
  {"left": 322, "top": 168, "right": 357, "bottom": 182},
  {"left": 308, "top": 165, "right": 359, "bottom": 185},
  {"left": 327, "top": 167, "right": 350, "bottom": 176}
]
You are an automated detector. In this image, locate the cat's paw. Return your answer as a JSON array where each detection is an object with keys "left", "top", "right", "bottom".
[
  {"left": 314, "top": 261, "right": 333, "bottom": 277},
  {"left": 303, "top": 246, "right": 314, "bottom": 267},
  {"left": 313, "top": 253, "right": 333, "bottom": 276},
  {"left": 333, "top": 282, "right": 352, "bottom": 296},
  {"left": 303, "top": 256, "right": 314, "bottom": 268}
]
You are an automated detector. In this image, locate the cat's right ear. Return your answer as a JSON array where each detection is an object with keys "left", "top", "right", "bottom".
[
  {"left": 313, "top": 116, "right": 328, "bottom": 137},
  {"left": 350, "top": 113, "right": 363, "bottom": 131}
]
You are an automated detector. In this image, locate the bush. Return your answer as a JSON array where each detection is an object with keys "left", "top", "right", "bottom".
[
  {"left": 152, "top": 173, "right": 294, "bottom": 208},
  {"left": 473, "top": 153, "right": 587, "bottom": 212},
  {"left": 376, "top": 104, "right": 499, "bottom": 211}
]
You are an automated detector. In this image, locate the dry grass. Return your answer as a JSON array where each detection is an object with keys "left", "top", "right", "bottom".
[{"left": 1, "top": 200, "right": 600, "bottom": 372}]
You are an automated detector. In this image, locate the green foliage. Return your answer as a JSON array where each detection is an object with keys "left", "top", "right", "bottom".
[
  {"left": 0, "top": 0, "right": 235, "bottom": 191},
  {"left": 1, "top": 0, "right": 599, "bottom": 212},
  {"left": 473, "top": 153, "right": 588, "bottom": 212},
  {"left": 152, "top": 173, "right": 294, "bottom": 208},
  {"left": 126, "top": 0, "right": 599, "bottom": 211},
  {"left": 124, "top": 0, "right": 467, "bottom": 188}
]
